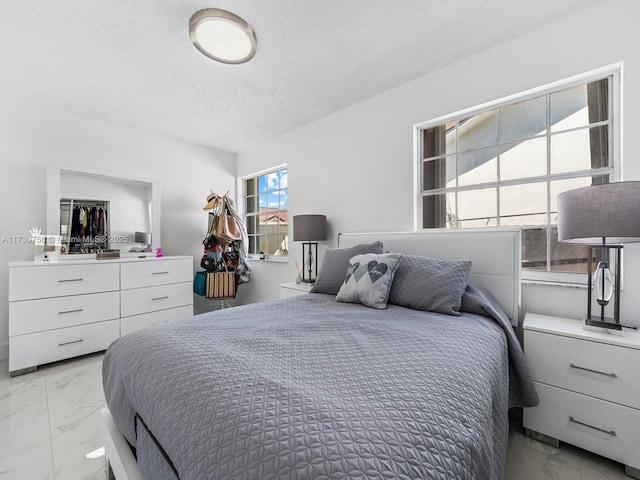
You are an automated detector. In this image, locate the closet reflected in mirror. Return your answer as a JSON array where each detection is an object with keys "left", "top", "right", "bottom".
[{"left": 60, "top": 199, "right": 110, "bottom": 254}]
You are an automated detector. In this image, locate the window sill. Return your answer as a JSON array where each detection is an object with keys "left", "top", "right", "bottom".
[
  {"left": 248, "top": 255, "right": 288, "bottom": 264},
  {"left": 522, "top": 279, "right": 587, "bottom": 289},
  {"left": 523, "top": 270, "right": 587, "bottom": 287}
]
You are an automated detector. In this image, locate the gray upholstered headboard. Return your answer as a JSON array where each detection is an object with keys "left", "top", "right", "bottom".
[{"left": 338, "top": 229, "right": 522, "bottom": 326}]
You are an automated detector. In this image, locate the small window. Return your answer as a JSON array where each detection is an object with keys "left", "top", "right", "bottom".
[
  {"left": 416, "top": 70, "right": 619, "bottom": 283},
  {"left": 243, "top": 167, "right": 288, "bottom": 257}
]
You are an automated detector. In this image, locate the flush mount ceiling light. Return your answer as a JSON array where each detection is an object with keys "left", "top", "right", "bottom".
[{"left": 189, "top": 8, "right": 257, "bottom": 64}]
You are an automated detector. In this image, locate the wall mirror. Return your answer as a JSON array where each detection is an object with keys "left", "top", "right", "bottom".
[{"left": 46, "top": 167, "right": 161, "bottom": 256}]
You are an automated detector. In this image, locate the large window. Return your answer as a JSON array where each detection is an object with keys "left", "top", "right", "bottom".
[
  {"left": 416, "top": 69, "right": 619, "bottom": 282},
  {"left": 243, "top": 167, "right": 288, "bottom": 257}
]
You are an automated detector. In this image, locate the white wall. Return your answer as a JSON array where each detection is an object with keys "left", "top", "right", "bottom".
[
  {"left": 0, "top": 96, "right": 236, "bottom": 359},
  {"left": 237, "top": 0, "right": 640, "bottom": 327}
]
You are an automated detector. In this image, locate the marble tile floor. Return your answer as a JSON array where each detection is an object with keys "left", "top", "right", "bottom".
[{"left": 0, "top": 353, "right": 631, "bottom": 480}]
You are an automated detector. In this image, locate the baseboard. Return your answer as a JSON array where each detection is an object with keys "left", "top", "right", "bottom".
[{"left": 0, "top": 342, "right": 8, "bottom": 361}]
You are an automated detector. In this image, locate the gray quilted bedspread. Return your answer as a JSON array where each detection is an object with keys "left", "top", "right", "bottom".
[{"left": 103, "top": 290, "right": 538, "bottom": 480}]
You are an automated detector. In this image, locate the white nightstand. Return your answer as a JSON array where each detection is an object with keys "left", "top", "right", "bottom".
[
  {"left": 523, "top": 313, "right": 640, "bottom": 479},
  {"left": 279, "top": 282, "right": 314, "bottom": 299}
]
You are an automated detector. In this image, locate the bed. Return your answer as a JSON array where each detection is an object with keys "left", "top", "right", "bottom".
[{"left": 102, "top": 229, "right": 538, "bottom": 480}]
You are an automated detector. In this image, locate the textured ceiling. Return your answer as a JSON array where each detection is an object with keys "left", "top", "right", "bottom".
[{"left": 0, "top": 0, "right": 594, "bottom": 153}]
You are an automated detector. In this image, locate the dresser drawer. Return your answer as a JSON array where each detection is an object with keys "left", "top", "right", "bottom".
[
  {"left": 120, "top": 282, "right": 192, "bottom": 317},
  {"left": 525, "top": 330, "right": 640, "bottom": 409},
  {"left": 9, "top": 319, "right": 120, "bottom": 372},
  {"left": 121, "top": 305, "right": 193, "bottom": 336},
  {"left": 9, "top": 263, "right": 120, "bottom": 301},
  {"left": 120, "top": 258, "right": 192, "bottom": 290},
  {"left": 9, "top": 291, "right": 120, "bottom": 336},
  {"left": 524, "top": 382, "right": 640, "bottom": 470}
]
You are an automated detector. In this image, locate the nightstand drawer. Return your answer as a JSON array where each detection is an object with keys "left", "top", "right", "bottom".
[
  {"left": 525, "top": 330, "right": 640, "bottom": 409},
  {"left": 524, "top": 382, "right": 640, "bottom": 470}
]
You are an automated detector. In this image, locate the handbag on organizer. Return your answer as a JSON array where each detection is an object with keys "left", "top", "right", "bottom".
[
  {"left": 193, "top": 271, "right": 207, "bottom": 296},
  {"left": 214, "top": 196, "right": 242, "bottom": 246},
  {"left": 200, "top": 255, "right": 217, "bottom": 272},
  {"left": 206, "top": 270, "right": 236, "bottom": 299},
  {"left": 203, "top": 234, "right": 217, "bottom": 250}
]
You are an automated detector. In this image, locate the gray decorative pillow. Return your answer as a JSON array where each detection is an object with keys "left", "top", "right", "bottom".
[
  {"left": 388, "top": 255, "right": 472, "bottom": 315},
  {"left": 311, "top": 241, "right": 384, "bottom": 295},
  {"left": 336, "top": 253, "right": 402, "bottom": 309}
]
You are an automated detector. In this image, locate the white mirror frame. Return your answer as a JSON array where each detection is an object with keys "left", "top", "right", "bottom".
[{"left": 46, "top": 166, "right": 161, "bottom": 256}]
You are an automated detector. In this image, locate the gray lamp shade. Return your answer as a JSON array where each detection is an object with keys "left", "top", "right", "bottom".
[
  {"left": 293, "top": 215, "right": 327, "bottom": 242},
  {"left": 134, "top": 231, "right": 152, "bottom": 244},
  {"left": 557, "top": 181, "right": 640, "bottom": 244}
]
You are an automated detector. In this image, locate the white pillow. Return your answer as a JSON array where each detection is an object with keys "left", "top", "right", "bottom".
[{"left": 336, "top": 253, "right": 402, "bottom": 309}]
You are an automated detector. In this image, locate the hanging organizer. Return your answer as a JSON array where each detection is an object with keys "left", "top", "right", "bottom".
[{"left": 195, "top": 192, "right": 252, "bottom": 304}]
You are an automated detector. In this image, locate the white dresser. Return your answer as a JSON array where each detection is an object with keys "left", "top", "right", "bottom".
[
  {"left": 9, "top": 256, "right": 193, "bottom": 374},
  {"left": 523, "top": 313, "right": 640, "bottom": 479}
]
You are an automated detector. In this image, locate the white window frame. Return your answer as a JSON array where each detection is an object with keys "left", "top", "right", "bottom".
[
  {"left": 413, "top": 63, "right": 622, "bottom": 285},
  {"left": 239, "top": 164, "right": 289, "bottom": 262}
]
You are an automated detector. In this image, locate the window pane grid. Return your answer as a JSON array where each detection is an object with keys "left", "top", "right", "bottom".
[
  {"left": 419, "top": 75, "right": 614, "bottom": 277},
  {"left": 423, "top": 120, "right": 610, "bottom": 164},
  {"left": 421, "top": 166, "right": 613, "bottom": 196},
  {"left": 243, "top": 167, "right": 288, "bottom": 256}
]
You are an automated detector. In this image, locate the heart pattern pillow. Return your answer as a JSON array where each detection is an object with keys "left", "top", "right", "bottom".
[{"left": 336, "top": 253, "right": 402, "bottom": 309}]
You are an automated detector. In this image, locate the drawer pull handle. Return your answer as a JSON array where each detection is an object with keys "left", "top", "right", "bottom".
[
  {"left": 152, "top": 272, "right": 169, "bottom": 275},
  {"left": 152, "top": 296, "right": 169, "bottom": 301},
  {"left": 58, "top": 339, "right": 84, "bottom": 347},
  {"left": 569, "top": 416, "right": 616, "bottom": 436},
  {"left": 58, "top": 278, "right": 83, "bottom": 283},
  {"left": 58, "top": 309, "right": 83, "bottom": 315},
  {"left": 569, "top": 363, "right": 617, "bottom": 378}
]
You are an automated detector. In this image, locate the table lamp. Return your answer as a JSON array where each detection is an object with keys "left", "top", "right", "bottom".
[
  {"left": 557, "top": 181, "right": 640, "bottom": 331},
  {"left": 293, "top": 215, "right": 327, "bottom": 283}
]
